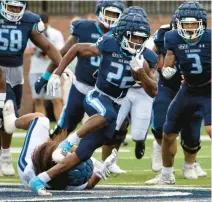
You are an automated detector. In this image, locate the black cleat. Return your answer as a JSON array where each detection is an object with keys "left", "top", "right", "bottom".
[{"left": 135, "top": 141, "right": 145, "bottom": 159}]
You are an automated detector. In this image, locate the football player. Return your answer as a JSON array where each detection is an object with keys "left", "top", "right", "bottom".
[
  {"left": 35, "top": 0, "right": 126, "bottom": 174},
  {"left": 145, "top": 1, "right": 211, "bottom": 184},
  {"left": 0, "top": 0, "right": 62, "bottom": 176},
  {"left": 115, "top": 6, "right": 155, "bottom": 160},
  {"left": 29, "top": 10, "right": 158, "bottom": 195},
  {"left": 150, "top": 13, "right": 206, "bottom": 179},
  {"left": 2, "top": 100, "right": 116, "bottom": 195}
]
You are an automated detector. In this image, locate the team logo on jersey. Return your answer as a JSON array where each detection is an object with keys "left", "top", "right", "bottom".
[
  {"left": 112, "top": 52, "right": 123, "bottom": 58},
  {"left": 178, "top": 44, "right": 188, "bottom": 50},
  {"left": 91, "top": 33, "right": 100, "bottom": 39},
  {"left": 199, "top": 44, "right": 205, "bottom": 48}
]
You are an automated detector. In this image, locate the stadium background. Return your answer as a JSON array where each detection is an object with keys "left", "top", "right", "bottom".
[{"left": 20, "top": 0, "right": 211, "bottom": 116}]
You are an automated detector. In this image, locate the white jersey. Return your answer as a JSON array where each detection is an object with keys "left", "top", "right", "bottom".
[
  {"left": 17, "top": 117, "right": 50, "bottom": 188},
  {"left": 28, "top": 25, "right": 65, "bottom": 74},
  {"left": 17, "top": 117, "right": 88, "bottom": 190}
]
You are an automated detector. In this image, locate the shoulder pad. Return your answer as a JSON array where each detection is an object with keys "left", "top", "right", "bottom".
[
  {"left": 22, "top": 10, "right": 40, "bottom": 23},
  {"left": 71, "top": 19, "right": 95, "bottom": 35}
]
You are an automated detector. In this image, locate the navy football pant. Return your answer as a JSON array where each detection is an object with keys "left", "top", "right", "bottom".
[
  {"left": 75, "top": 90, "right": 119, "bottom": 161},
  {"left": 163, "top": 82, "right": 210, "bottom": 135}
]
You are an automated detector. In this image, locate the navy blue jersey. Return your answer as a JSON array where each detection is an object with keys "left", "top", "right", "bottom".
[
  {"left": 0, "top": 11, "right": 40, "bottom": 67},
  {"left": 71, "top": 20, "right": 104, "bottom": 86},
  {"left": 165, "top": 29, "right": 211, "bottom": 86},
  {"left": 96, "top": 34, "right": 158, "bottom": 98},
  {"left": 154, "top": 25, "right": 182, "bottom": 92}
]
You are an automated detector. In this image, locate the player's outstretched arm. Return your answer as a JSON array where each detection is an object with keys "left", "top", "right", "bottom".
[
  {"left": 46, "top": 35, "right": 77, "bottom": 74},
  {"left": 54, "top": 43, "right": 101, "bottom": 76},
  {"left": 161, "top": 50, "right": 176, "bottom": 79}
]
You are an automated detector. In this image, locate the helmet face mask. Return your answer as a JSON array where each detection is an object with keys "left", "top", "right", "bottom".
[
  {"left": 1, "top": 0, "right": 26, "bottom": 22},
  {"left": 98, "top": 6, "right": 122, "bottom": 29},
  {"left": 121, "top": 31, "right": 149, "bottom": 54},
  {"left": 177, "top": 17, "right": 204, "bottom": 40}
]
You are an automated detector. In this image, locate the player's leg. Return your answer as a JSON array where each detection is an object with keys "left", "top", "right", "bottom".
[
  {"left": 145, "top": 84, "right": 192, "bottom": 184},
  {"left": 0, "top": 83, "right": 22, "bottom": 176},
  {"left": 101, "top": 94, "right": 131, "bottom": 174},
  {"left": 181, "top": 113, "right": 206, "bottom": 179},
  {"left": 151, "top": 85, "right": 175, "bottom": 172},
  {"left": 130, "top": 88, "right": 153, "bottom": 159},
  {"left": 51, "top": 99, "right": 63, "bottom": 121}
]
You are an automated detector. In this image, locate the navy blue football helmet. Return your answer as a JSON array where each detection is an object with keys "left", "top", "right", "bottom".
[
  {"left": 175, "top": 1, "right": 207, "bottom": 40},
  {"left": 123, "top": 6, "right": 148, "bottom": 19},
  {"left": 0, "top": 0, "right": 27, "bottom": 22},
  {"left": 115, "top": 12, "right": 150, "bottom": 54},
  {"left": 96, "top": 0, "right": 125, "bottom": 28}
]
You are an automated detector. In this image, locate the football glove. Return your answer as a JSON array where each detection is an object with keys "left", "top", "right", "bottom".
[
  {"left": 62, "top": 68, "right": 76, "bottom": 84},
  {"left": 93, "top": 160, "right": 110, "bottom": 180},
  {"left": 46, "top": 74, "right": 61, "bottom": 97},
  {"left": 104, "top": 149, "right": 118, "bottom": 168},
  {"left": 34, "top": 77, "right": 48, "bottom": 94},
  {"left": 130, "top": 54, "right": 144, "bottom": 72},
  {"left": 162, "top": 67, "right": 177, "bottom": 79}
]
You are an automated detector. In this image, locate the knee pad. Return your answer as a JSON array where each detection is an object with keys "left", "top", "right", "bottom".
[{"left": 181, "top": 140, "right": 201, "bottom": 154}]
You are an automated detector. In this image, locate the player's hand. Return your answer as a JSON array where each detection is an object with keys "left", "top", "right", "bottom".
[
  {"left": 130, "top": 54, "right": 144, "bottom": 72},
  {"left": 62, "top": 68, "right": 76, "bottom": 84},
  {"left": 46, "top": 74, "right": 61, "bottom": 97},
  {"left": 162, "top": 67, "right": 177, "bottom": 79},
  {"left": 93, "top": 160, "right": 110, "bottom": 180},
  {"left": 104, "top": 149, "right": 118, "bottom": 168},
  {"left": 34, "top": 77, "right": 48, "bottom": 94}
]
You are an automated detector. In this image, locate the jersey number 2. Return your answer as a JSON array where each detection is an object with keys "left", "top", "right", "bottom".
[
  {"left": 187, "top": 53, "right": 203, "bottom": 74},
  {"left": 0, "top": 29, "right": 22, "bottom": 51}
]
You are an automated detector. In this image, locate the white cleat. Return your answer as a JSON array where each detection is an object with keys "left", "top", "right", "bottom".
[
  {"left": 145, "top": 173, "right": 175, "bottom": 185},
  {"left": 3, "top": 100, "right": 17, "bottom": 134},
  {"left": 182, "top": 163, "right": 198, "bottom": 179},
  {"left": 0, "top": 154, "right": 15, "bottom": 176},
  {"left": 108, "top": 162, "right": 127, "bottom": 174},
  {"left": 151, "top": 140, "right": 162, "bottom": 172},
  {"left": 194, "top": 162, "right": 207, "bottom": 177}
]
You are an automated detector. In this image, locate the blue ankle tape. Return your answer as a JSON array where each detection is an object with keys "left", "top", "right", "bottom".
[{"left": 42, "top": 71, "right": 51, "bottom": 80}]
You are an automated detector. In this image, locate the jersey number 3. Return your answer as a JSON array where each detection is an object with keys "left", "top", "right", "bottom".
[
  {"left": 187, "top": 53, "right": 203, "bottom": 74},
  {"left": 0, "top": 29, "right": 22, "bottom": 51}
]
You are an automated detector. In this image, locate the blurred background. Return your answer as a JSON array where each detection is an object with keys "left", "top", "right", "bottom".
[{"left": 21, "top": 0, "right": 211, "bottom": 119}]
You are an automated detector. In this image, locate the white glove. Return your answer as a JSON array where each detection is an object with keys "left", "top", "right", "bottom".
[
  {"left": 46, "top": 74, "right": 61, "bottom": 97},
  {"left": 93, "top": 160, "right": 110, "bottom": 180},
  {"left": 38, "top": 188, "right": 52, "bottom": 196},
  {"left": 130, "top": 54, "right": 144, "bottom": 72},
  {"left": 162, "top": 67, "right": 177, "bottom": 79},
  {"left": 62, "top": 68, "right": 76, "bottom": 84},
  {"left": 104, "top": 149, "right": 118, "bottom": 168}
]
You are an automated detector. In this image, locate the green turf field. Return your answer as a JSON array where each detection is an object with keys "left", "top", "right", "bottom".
[{"left": 0, "top": 127, "right": 211, "bottom": 188}]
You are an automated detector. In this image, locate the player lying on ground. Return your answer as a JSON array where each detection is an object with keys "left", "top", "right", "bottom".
[{"left": 3, "top": 100, "right": 118, "bottom": 195}]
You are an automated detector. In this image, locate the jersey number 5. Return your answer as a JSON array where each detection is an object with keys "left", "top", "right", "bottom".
[
  {"left": 0, "top": 29, "right": 22, "bottom": 51},
  {"left": 187, "top": 53, "right": 203, "bottom": 74}
]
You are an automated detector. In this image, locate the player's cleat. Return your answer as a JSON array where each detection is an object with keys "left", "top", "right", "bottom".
[
  {"left": 29, "top": 176, "right": 52, "bottom": 196},
  {"left": 194, "top": 162, "right": 207, "bottom": 177},
  {"left": 0, "top": 154, "right": 15, "bottom": 176},
  {"left": 3, "top": 100, "right": 17, "bottom": 134},
  {"left": 151, "top": 140, "right": 162, "bottom": 172},
  {"left": 108, "top": 162, "right": 127, "bottom": 174},
  {"left": 145, "top": 173, "right": 175, "bottom": 185},
  {"left": 182, "top": 163, "right": 198, "bottom": 179},
  {"left": 135, "top": 141, "right": 145, "bottom": 159},
  {"left": 52, "top": 139, "right": 73, "bottom": 163}
]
